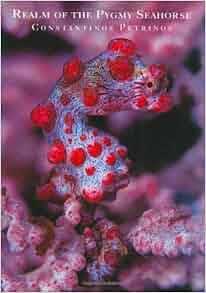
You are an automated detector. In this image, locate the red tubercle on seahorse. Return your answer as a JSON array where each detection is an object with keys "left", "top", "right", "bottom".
[
  {"left": 47, "top": 139, "right": 66, "bottom": 164},
  {"left": 85, "top": 166, "right": 96, "bottom": 176},
  {"left": 31, "top": 102, "right": 56, "bottom": 132},
  {"left": 135, "top": 95, "right": 148, "bottom": 108},
  {"left": 87, "top": 141, "right": 102, "bottom": 157},
  {"left": 107, "top": 56, "right": 134, "bottom": 81},
  {"left": 152, "top": 93, "right": 173, "bottom": 113},
  {"left": 148, "top": 64, "right": 167, "bottom": 80},
  {"left": 117, "top": 146, "right": 128, "bottom": 159},
  {"left": 63, "top": 57, "right": 84, "bottom": 84},
  {"left": 70, "top": 148, "right": 86, "bottom": 167},
  {"left": 82, "top": 187, "right": 104, "bottom": 203},
  {"left": 103, "top": 136, "right": 112, "bottom": 146},
  {"left": 107, "top": 38, "right": 137, "bottom": 56},
  {"left": 83, "top": 86, "right": 99, "bottom": 107},
  {"left": 102, "top": 172, "right": 115, "bottom": 186},
  {"left": 105, "top": 152, "right": 116, "bottom": 165},
  {"left": 80, "top": 134, "right": 87, "bottom": 141}
]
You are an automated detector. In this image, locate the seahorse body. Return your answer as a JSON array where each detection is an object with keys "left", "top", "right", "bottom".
[{"left": 31, "top": 39, "right": 172, "bottom": 208}]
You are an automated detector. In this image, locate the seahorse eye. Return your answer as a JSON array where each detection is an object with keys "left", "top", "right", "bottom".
[{"left": 147, "top": 81, "right": 153, "bottom": 88}]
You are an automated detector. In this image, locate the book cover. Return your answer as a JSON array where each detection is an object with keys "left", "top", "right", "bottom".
[{"left": 1, "top": 1, "right": 205, "bottom": 292}]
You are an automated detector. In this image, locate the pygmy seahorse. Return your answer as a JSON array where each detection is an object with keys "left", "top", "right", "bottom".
[{"left": 31, "top": 38, "right": 172, "bottom": 207}]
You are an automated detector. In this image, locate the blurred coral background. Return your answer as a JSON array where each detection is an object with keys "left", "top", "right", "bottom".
[{"left": 1, "top": 1, "right": 205, "bottom": 292}]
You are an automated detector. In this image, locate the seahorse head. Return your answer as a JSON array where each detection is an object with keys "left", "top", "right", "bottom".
[
  {"left": 59, "top": 38, "right": 172, "bottom": 116},
  {"left": 101, "top": 38, "right": 173, "bottom": 114}
]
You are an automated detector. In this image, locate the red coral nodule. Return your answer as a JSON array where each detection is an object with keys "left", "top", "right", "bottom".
[
  {"left": 47, "top": 139, "right": 66, "bottom": 164},
  {"left": 31, "top": 103, "right": 56, "bottom": 132},
  {"left": 80, "top": 134, "right": 87, "bottom": 141},
  {"left": 102, "top": 172, "right": 115, "bottom": 185},
  {"left": 117, "top": 147, "right": 128, "bottom": 159},
  {"left": 108, "top": 56, "right": 134, "bottom": 81},
  {"left": 103, "top": 136, "right": 112, "bottom": 146},
  {"left": 70, "top": 148, "right": 86, "bottom": 166},
  {"left": 148, "top": 64, "right": 167, "bottom": 80},
  {"left": 152, "top": 94, "right": 173, "bottom": 113},
  {"left": 82, "top": 187, "right": 104, "bottom": 203},
  {"left": 63, "top": 57, "right": 84, "bottom": 83},
  {"left": 87, "top": 142, "right": 102, "bottom": 157},
  {"left": 105, "top": 152, "right": 116, "bottom": 165},
  {"left": 135, "top": 95, "right": 148, "bottom": 108},
  {"left": 85, "top": 166, "right": 96, "bottom": 176},
  {"left": 83, "top": 87, "right": 99, "bottom": 107},
  {"left": 108, "top": 38, "right": 137, "bottom": 56}
]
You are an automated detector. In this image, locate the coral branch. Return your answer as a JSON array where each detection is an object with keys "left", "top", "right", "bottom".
[
  {"left": 119, "top": 256, "right": 188, "bottom": 291},
  {"left": 2, "top": 187, "right": 50, "bottom": 254},
  {"left": 2, "top": 188, "right": 86, "bottom": 292},
  {"left": 83, "top": 218, "right": 128, "bottom": 282},
  {"left": 128, "top": 206, "right": 204, "bottom": 257}
]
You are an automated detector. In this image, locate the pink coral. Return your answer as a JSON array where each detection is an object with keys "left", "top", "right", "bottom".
[
  {"left": 2, "top": 188, "right": 86, "bottom": 292},
  {"left": 128, "top": 206, "right": 204, "bottom": 257},
  {"left": 83, "top": 218, "right": 128, "bottom": 281},
  {"left": 2, "top": 187, "right": 47, "bottom": 253}
]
